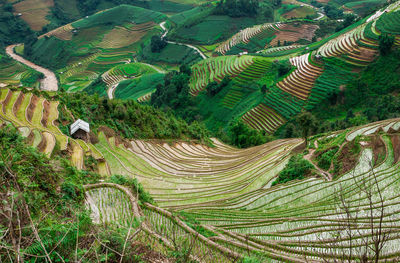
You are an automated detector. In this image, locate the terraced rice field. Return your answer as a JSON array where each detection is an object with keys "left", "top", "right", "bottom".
[
  {"left": 215, "top": 23, "right": 284, "bottom": 55},
  {"left": 97, "top": 22, "right": 156, "bottom": 49},
  {"left": 13, "top": 0, "right": 53, "bottom": 31},
  {"left": 189, "top": 55, "right": 254, "bottom": 94},
  {"left": 101, "top": 63, "right": 158, "bottom": 99},
  {"left": 242, "top": 104, "right": 285, "bottom": 133},
  {"left": 277, "top": 53, "right": 324, "bottom": 100},
  {"left": 235, "top": 4, "right": 400, "bottom": 134},
  {"left": 0, "top": 88, "right": 105, "bottom": 166},
  {"left": 0, "top": 59, "right": 39, "bottom": 87},
  {"left": 84, "top": 119, "right": 400, "bottom": 262},
  {"left": 215, "top": 22, "right": 318, "bottom": 55}
]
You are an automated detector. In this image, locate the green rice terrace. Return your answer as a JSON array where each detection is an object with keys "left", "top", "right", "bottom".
[
  {"left": 1, "top": 0, "right": 400, "bottom": 261},
  {"left": 2, "top": 85, "right": 400, "bottom": 261}
]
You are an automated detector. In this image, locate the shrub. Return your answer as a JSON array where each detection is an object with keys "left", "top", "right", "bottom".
[
  {"left": 379, "top": 33, "right": 395, "bottom": 56},
  {"left": 272, "top": 154, "right": 313, "bottom": 185}
]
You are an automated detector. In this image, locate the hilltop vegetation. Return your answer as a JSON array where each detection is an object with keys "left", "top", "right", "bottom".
[
  {"left": 56, "top": 91, "right": 211, "bottom": 143},
  {"left": 0, "top": 2, "right": 34, "bottom": 53}
]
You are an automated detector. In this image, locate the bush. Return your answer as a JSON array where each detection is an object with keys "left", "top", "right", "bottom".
[
  {"left": 151, "top": 35, "right": 167, "bottom": 53},
  {"left": 379, "top": 33, "right": 395, "bottom": 56},
  {"left": 272, "top": 154, "right": 313, "bottom": 185},
  {"left": 316, "top": 147, "right": 338, "bottom": 170},
  {"left": 228, "top": 120, "right": 272, "bottom": 148}
]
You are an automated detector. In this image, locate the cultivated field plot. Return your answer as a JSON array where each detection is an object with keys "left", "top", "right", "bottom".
[
  {"left": 13, "top": 0, "right": 53, "bottom": 31},
  {"left": 0, "top": 59, "right": 40, "bottom": 87},
  {"left": 84, "top": 119, "right": 400, "bottom": 262},
  {"left": 189, "top": 55, "right": 254, "bottom": 94},
  {"left": 32, "top": 5, "right": 167, "bottom": 92},
  {"left": 0, "top": 88, "right": 105, "bottom": 170},
  {"left": 234, "top": 3, "right": 400, "bottom": 134},
  {"left": 215, "top": 22, "right": 318, "bottom": 55}
]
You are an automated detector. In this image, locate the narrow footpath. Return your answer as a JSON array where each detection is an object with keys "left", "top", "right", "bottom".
[
  {"left": 159, "top": 22, "right": 207, "bottom": 60},
  {"left": 6, "top": 44, "right": 58, "bottom": 91},
  {"left": 304, "top": 140, "right": 333, "bottom": 181}
]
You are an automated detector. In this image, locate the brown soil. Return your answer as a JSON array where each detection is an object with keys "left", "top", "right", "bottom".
[
  {"left": 335, "top": 141, "right": 360, "bottom": 176},
  {"left": 371, "top": 135, "right": 386, "bottom": 166},
  {"left": 292, "top": 141, "right": 306, "bottom": 154},
  {"left": 270, "top": 24, "right": 319, "bottom": 46},
  {"left": 98, "top": 126, "right": 116, "bottom": 138},
  {"left": 13, "top": 92, "right": 25, "bottom": 116},
  {"left": 26, "top": 95, "right": 38, "bottom": 122},
  {"left": 390, "top": 135, "right": 400, "bottom": 163},
  {"left": 27, "top": 130, "right": 34, "bottom": 145},
  {"left": 131, "top": 241, "right": 173, "bottom": 263},
  {"left": 89, "top": 131, "right": 99, "bottom": 144},
  {"left": 41, "top": 100, "right": 50, "bottom": 127},
  {"left": 37, "top": 132, "right": 46, "bottom": 152},
  {"left": 2, "top": 91, "right": 12, "bottom": 114}
]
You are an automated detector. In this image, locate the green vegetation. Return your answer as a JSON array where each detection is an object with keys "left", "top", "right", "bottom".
[
  {"left": 109, "top": 174, "right": 154, "bottom": 205},
  {"left": 0, "top": 125, "right": 98, "bottom": 261},
  {"left": 214, "top": 0, "right": 259, "bottom": 17},
  {"left": 307, "top": 50, "right": 400, "bottom": 135},
  {"left": 228, "top": 119, "right": 272, "bottom": 148},
  {"left": 272, "top": 154, "right": 313, "bottom": 185},
  {"left": 170, "top": 15, "right": 257, "bottom": 45},
  {"left": 72, "top": 5, "right": 167, "bottom": 28},
  {"left": 0, "top": 2, "right": 34, "bottom": 54},
  {"left": 56, "top": 91, "right": 211, "bottom": 143},
  {"left": 379, "top": 33, "right": 395, "bottom": 55},
  {"left": 114, "top": 73, "right": 164, "bottom": 100},
  {"left": 141, "top": 42, "right": 201, "bottom": 65}
]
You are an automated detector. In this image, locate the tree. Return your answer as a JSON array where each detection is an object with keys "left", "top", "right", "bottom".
[
  {"left": 296, "top": 111, "right": 317, "bottom": 146},
  {"left": 378, "top": 33, "right": 395, "bottom": 56},
  {"left": 206, "top": 81, "right": 220, "bottom": 97},
  {"left": 179, "top": 64, "right": 192, "bottom": 76},
  {"left": 150, "top": 35, "right": 167, "bottom": 53},
  {"left": 260, "top": 84, "right": 267, "bottom": 94},
  {"left": 229, "top": 120, "right": 269, "bottom": 148}
]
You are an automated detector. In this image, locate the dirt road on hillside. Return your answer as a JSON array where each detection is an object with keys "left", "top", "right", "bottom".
[
  {"left": 159, "top": 22, "right": 207, "bottom": 60},
  {"left": 6, "top": 44, "right": 58, "bottom": 91}
]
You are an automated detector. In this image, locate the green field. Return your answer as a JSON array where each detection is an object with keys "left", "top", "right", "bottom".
[{"left": 114, "top": 73, "right": 164, "bottom": 101}]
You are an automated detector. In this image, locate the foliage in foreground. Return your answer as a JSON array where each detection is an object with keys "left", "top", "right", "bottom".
[
  {"left": 0, "top": 125, "right": 96, "bottom": 261},
  {"left": 0, "top": 125, "right": 170, "bottom": 262}
]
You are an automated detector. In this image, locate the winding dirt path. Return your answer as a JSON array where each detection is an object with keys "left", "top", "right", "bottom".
[
  {"left": 6, "top": 44, "right": 58, "bottom": 91},
  {"left": 304, "top": 140, "right": 333, "bottom": 181},
  {"left": 159, "top": 22, "right": 207, "bottom": 60}
]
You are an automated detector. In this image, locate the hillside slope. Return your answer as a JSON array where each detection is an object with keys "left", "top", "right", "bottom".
[{"left": 187, "top": 0, "right": 400, "bottom": 134}]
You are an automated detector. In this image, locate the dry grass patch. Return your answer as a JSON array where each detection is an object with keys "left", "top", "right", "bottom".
[
  {"left": 13, "top": 0, "right": 54, "bottom": 31},
  {"left": 97, "top": 22, "right": 156, "bottom": 49},
  {"left": 270, "top": 24, "right": 318, "bottom": 46}
]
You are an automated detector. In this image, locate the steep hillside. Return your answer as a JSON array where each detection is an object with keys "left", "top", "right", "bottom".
[{"left": 187, "top": 1, "right": 400, "bottom": 135}]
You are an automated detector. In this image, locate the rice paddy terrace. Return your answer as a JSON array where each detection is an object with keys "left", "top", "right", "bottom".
[
  {"left": 87, "top": 118, "right": 400, "bottom": 262},
  {"left": 214, "top": 21, "right": 319, "bottom": 55},
  {"left": 0, "top": 58, "right": 40, "bottom": 88},
  {"left": 188, "top": 1, "right": 400, "bottom": 134},
  {"left": 29, "top": 5, "right": 169, "bottom": 92},
  {"left": 2, "top": 85, "right": 400, "bottom": 261}
]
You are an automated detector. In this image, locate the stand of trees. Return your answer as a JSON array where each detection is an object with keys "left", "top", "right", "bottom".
[
  {"left": 150, "top": 65, "right": 201, "bottom": 123},
  {"left": 0, "top": 2, "right": 34, "bottom": 55},
  {"left": 214, "top": 0, "right": 259, "bottom": 17},
  {"left": 150, "top": 35, "right": 167, "bottom": 53},
  {"left": 206, "top": 77, "right": 231, "bottom": 97}
]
